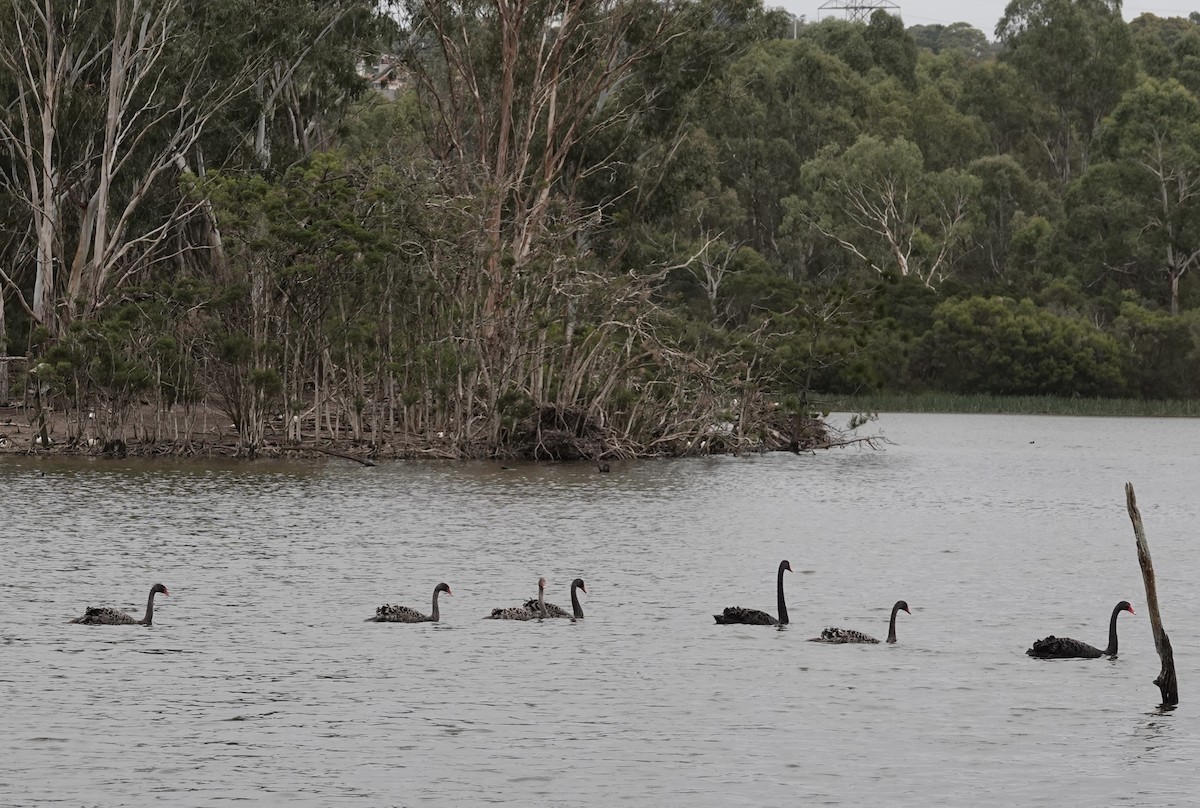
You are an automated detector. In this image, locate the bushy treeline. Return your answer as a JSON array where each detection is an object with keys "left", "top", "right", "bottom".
[
  {"left": 675, "top": 4, "right": 1200, "bottom": 402},
  {"left": 3, "top": 0, "right": 1200, "bottom": 459}
]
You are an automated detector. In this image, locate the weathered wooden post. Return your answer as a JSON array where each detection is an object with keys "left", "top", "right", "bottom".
[{"left": 1124, "top": 482, "right": 1179, "bottom": 705}]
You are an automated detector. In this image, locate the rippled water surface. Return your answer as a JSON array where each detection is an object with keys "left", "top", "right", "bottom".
[{"left": 4, "top": 413, "right": 1200, "bottom": 806}]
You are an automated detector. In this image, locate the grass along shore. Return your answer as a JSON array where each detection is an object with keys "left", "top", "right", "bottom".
[{"left": 834, "top": 392, "right": 1200, "bottom": 418}]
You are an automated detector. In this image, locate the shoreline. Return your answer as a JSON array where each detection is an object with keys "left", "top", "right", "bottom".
[{"left": 0, "top": 402, "right": 847, "bottom": 462}]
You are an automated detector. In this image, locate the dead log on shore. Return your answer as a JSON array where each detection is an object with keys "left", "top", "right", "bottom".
[
  {"left": 304, "top": 445, "right": 376, "bottom": 467},
  {"left": 1124, "top": 482, "right": 1179, "bottom": 706}
]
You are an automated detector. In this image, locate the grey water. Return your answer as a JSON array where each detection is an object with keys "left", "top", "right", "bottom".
[{"left": 3, "top": 413, "right": 1199, "bottom": 807}]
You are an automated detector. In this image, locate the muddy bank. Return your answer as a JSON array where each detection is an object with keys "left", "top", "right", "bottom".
[{"left": 0, "top": 401, "right": 870, "bottom": 462}]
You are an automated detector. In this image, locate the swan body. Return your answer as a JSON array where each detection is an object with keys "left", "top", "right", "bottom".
[
  {"left": 812, "top": 627, "right": 881, "bottom": 644},
  {"left": 487, "top": 605, "right": 539, "bottom": 620},
  {"left": 486, "top": 577, "right": 548, "bottom": 620},
  {"left": 1027, "top": 636, "right": 1106, "bottom": 658},
  {"left": 1027, "top": 600, "right": 1134, "bottom": 659},
  {"left": 810, "top": 600, "right": 911, "bottom": 644},
  {"left": 714, "top": 561, "right": 791, "bottom": 626},
  {"left": 71, "top": 584, "right": 168, "bottom": 626},
  {"left": 524, "top": 578, "right": 586, "bottom": 619},
  {"left": 369, "top": 582, "right": 451, "bottom": 623}
]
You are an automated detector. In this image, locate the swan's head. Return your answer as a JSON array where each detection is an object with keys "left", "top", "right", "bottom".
[
  {"left": 152, "top": 583, "right": 169, "bottom": 597},
  {"left": 781, "top": 560, "right": 792, "bottom": 573},
  {"left": 895, "top": 600, "right": 910, "bottom": 614},
  {"left": 538, "top": 577, "right": 547, "bottom": 590},
  {"left": 572, "top": 578, "right": 586, "bottom": 593},
  {"left": 436, "top": 582, "right": 452, "bottom": 596},
  {"left": 1117, "top": 600, "right": 1134, "bottom": 615}
]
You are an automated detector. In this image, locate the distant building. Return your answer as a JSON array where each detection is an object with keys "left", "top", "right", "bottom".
[{"left": 356, "top": 56, "right": 409, "bottom": 101}]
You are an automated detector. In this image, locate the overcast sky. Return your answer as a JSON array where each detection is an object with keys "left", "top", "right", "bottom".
[{"left": 779, "top": 1, "right": 1199, "bottom": 40}]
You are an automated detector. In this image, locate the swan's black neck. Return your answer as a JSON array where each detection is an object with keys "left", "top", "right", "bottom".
[
  {"left": 140, "top": 587, "right": 158, "bottom": 626},
  {"left": 570, "top": 582, "right": 584, "bottom": 619},
  {"left": 887, "top": 603, "right": 901, "bottom": 644},
  {"left": 1104, "top": 602, "right": 1123, "bottom": 655},
  {"left": 430, "top": 587, "right": 442, "bottom": 623},
  {"left": 776, "top": 562, "right": 789, "bottom": 626}
]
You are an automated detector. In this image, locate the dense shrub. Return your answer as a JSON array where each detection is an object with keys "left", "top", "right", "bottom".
[
  {"left": 1112, "top": 303, "right": 1200, "bottom": 398},
  {"left": 918, "top": 296, "right": 1124, "bottom": 396}
]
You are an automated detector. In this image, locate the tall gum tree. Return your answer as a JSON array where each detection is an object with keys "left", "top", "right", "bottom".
[
  {"left": 996, "top": 0, "right": 1136, "bottom": 184},
  {"left": 0, "top": 0, "right": 246, "bottom": 335},
  {"left": 787, "top": 135, "right": 980, "bottom": 289},
  {"left": 0, "top": 0, "right": 378, "bottom": 340},
  {"left": 1100, "top": 77, "right": 1200, "bottom": 313},
  {"left": 396, "top": 0, "right": 774, "bottom": 448}
]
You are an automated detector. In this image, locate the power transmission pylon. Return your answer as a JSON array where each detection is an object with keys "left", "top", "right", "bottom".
[{"left": 817, "top": 0, "right": 900, "bottom": 23}]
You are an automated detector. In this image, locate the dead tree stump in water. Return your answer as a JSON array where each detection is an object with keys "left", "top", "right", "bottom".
[{"left": 1125, "top": 482, "right": 1179, "bottom": 706}]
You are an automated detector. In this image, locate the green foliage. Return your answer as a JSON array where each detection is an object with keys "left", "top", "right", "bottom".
[
  {"left": 919, "top": 296, "right": 1124, "bottom": 396},
  {"left": 963, "top": 155, "right": 1056, "bottom": 286},
  {"left": 1112, "top": 302, "right": 1200, "bottom": 397},
  {"left": 839, "top": 390, "right": 1200, "bottom": 416},
  {"left": 1130, "top": 13, "right": 1200, "bottom": 96},
  {"left": 909, "top": 22, "right": 993, "bottom": 59},
  {"left": 997, "top": 0, "right": 1137, "bottom": 182},
  {"left": 789, "top": 134, "right": 980, "bottom": 288},
  {"left": 911, "top": 54, "right": 989, "bottom": 170},
  {"left": 865, "top": 11, "right": 918, "bottom": 91},
  {"left": 10, "top": 0, "right": 1200, "bottom": 459}
]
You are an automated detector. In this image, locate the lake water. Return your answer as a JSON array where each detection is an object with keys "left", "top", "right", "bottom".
[{"left": 3, "top": 413, "right": 1199, "bottom": 806}]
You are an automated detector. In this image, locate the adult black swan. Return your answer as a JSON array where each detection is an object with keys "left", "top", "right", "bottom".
[
  {"left": 486, "top": 577, "right": 548, "bottom": 620},
  {"left": 714, "top": 560, "right": 792, "bottom": 625},
  {"left": 526, "top": 578, "right": 586, "bottom": 619},
  {"left": 71, "top": 584, "right": 169, "bottom": 626},
  {"left": 1026, "top": 600, "right": 1135, "bottom": 659},
  {"left": 369, "top": 582, "right": 452, "bottom": 623},
  {"left": 810, "top": 600, "right": 911, "bottom": 644}
]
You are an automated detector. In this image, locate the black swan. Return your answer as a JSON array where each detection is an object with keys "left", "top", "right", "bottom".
[
  {"left": 369, "top": 582, "right": 452, "bottom": 623},
  {"left": 486, "top": 577, "right": 548, "bottom": 620},
  {"left": 810, "top": 600, "right": 911, "bottom": 644},
  {"left": 714, "top": 560, "right": 792, "bottom": 625},
  {"left": 525, "top": 578, "right": 586, "bottom": 619},
  {"left": 71, "top": 583, "right": 169, "bottom": 626},
  {"left": 1026, "top": 600, "right": 1135, "bottom": 659}
]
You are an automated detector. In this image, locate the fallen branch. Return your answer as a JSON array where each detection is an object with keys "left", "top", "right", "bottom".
[
  {"left": 1125, "top": 482, "right": 1179, "bottom": 706},
  {"left": 304, "top": 445, "right": 376, "bottom": 467}
]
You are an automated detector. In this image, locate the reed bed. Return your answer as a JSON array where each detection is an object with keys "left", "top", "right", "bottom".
[{"left": 833, "top": 392, "right": 1200, "bottom": 418}]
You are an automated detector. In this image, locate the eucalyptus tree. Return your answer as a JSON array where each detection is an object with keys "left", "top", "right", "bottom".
[
  {"left": 1095, "top": 77, "right": 1200, "bottom": 313},
  {"left": 0, "top": 0, "right": 250, "bottom": 338},
  {"left": 391, "top": 0, "right": 783, "bottom": 453},
  {"left": 699, "top": 38, "right": 869, "bottom": 256},
  {"left": 996, "top": 0, "right": 1136, "bottom": 184},
  {"left": 964, "top": 154, "right": 1055, "bottom": 284},
  {"left": 1130, "top": 13, "right": 1200, "bottom": 96},
  {"left": 911, "top": 51, "right": 989, "bottom": 171},
  {"left": 786, "top": 135, "right": 980, "bottom": 290},
  {"left": 0, "top": 0, "right": 383, "bottom": 343},
  {"left": 908, "top": 22, "right": 992, "bottom": 59},
  {"left": 958, "top": 59, "right": 1050, "bottom": 164},
  {"left": 863, "top": 10, "right": 917, "bottom": 91}
]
